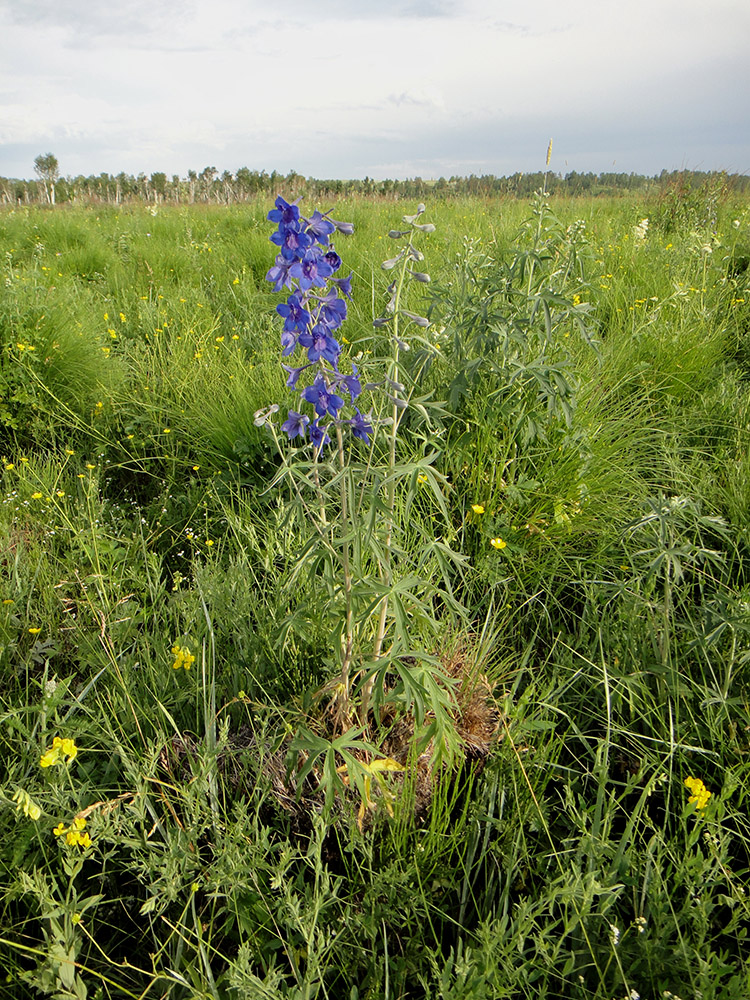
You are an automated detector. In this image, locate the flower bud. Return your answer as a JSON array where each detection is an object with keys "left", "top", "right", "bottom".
[
  {"left": 408, "top": 271, "right": 431, "bottom": 283},
  {"left": 388, "top": 230, "right": 407, "bottom": 239},
  {"left": 373, "top": 317, "right": 391, "bottom": 327},
  {"left": 401, "top": 310, "right": 430, "bottom": 328},
  {"left": 329, "top": 218, "right": 354, "bottom": 235},
  {"left": 412, "top": 223, "right": 436, "bottom": 233},
  {"left": 381, "top": 256, "right": 402, "bottom": 270}
]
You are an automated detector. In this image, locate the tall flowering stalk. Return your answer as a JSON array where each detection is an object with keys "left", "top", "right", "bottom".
[
  {"left": 259, "top": 197, "right": 368, "bottom": 720},
  {"left": 259, "top": 197, "right": 462, "bottom": 779},
  {"left": 262, "top": 196, "right": 365, "bottom": 451}
]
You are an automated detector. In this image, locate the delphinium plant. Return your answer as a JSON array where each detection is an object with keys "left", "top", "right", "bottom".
[{"left": 256, "top": 198, "right": 465, "bottom": 813}]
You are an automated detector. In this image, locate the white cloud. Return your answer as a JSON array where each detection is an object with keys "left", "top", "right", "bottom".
[{"left": 0, "top": 0, "right": 747, "bottom": 178}]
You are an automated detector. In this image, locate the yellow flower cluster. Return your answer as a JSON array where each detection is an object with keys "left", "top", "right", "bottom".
[
  {"left": 40, "top": 736, "right": 79, "bottom": 768},
  {"left": 54, "top": 816, "right": 91, "bottom": 848},
  {"left": 685, "top": 776, "right": 711, "bottom": 810},
  {"left": 171, "top": 645, "right": 195, "bottom": 670},
  {"left": 12, "top": 788, "right": 41, "bottom": 821}
]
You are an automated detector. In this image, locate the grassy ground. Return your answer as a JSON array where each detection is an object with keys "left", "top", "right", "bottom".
[{"left": 1, "top": 190, "right": 750, "bottom": 999}]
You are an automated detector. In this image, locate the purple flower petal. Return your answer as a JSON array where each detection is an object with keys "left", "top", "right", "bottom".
[
  {"left": 350, "top": 409, "right": 373, "bottom": 443},
  {"left": 304, "top": 210, "right": 336, "bottom": 245},
  {"left": 268, "top": 197, "right": 300, "bottom": 226},
  {"left": 309, "top": 418, "right": 330, "bottom": 451},
  {"left": 281, "top": 409, "right": 309, "bottom": 440}
]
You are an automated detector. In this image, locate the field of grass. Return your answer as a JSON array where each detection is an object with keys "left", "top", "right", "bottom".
[{"left": 1, "top": 188, "right": 750, "bottom": 999}]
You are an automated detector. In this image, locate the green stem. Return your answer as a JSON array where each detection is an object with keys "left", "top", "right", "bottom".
[
  {"left": 361, "top": 233, "right": 416, "bottom": 724},
  {"left": 335, "top": 425, "right": 354, "bottom": 715}
]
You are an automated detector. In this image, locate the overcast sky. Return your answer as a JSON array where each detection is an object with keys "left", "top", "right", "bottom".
[{"left": 1, "top": 0, "right": 748, "bottom": 181}]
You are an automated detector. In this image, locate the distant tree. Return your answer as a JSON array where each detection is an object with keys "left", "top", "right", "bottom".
[
  {"left": 34, "top": 152, "right": 59, "bottom": 205},
  {"left": 150, "top": 172, "right": 167, "bottom": 202},
  {"left": 220, "top": 169, "right": 234, "bottom": 203},
  {"left": 199, "top": 166, "right": 217, "bottom": 201}
]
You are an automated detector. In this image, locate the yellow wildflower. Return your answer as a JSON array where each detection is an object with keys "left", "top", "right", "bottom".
[
  {"left": 28, "top": 627, "right": 42, "bottom": 635},
  {"left": 471, "top": 504, "right": 485, "bottom": 515},
  {"left": 685, "top": 776, "right": 711, "bottom": 810},
  {"left": 171, "top": 645, "right": 195, "bottom": 671},
  {"left": 490, "top": 537, "right": 507, "bottom": 550},
  {"left": 12, "top": 788, "right": 42, "bottom": 821},
  {"left": 40, "top": 735, "right": 79, "bottom": 768},
  {"left": 56, "top": 816, "right": 91, "bottom": 848},
  {"left": 31, "top": 492, "right": 43, "bottom": 499}
]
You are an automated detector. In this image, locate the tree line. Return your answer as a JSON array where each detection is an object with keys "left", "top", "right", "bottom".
[{"left": 3, "top": 154, "right": 748, "bottom": 206}]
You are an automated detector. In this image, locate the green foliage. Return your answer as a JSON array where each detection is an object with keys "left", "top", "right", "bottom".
[{"left": 1, "top": 193, "right": 750, "bottom": 998}]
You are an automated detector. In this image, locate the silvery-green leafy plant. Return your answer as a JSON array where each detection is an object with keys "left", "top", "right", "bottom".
[{"left": 257, "top": 199, "right": 466, "bottom": 806}]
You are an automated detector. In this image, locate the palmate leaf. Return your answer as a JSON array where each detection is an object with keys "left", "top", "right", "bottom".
[{"left": 289, "top": 726, "right": 380, "bottom": 813}]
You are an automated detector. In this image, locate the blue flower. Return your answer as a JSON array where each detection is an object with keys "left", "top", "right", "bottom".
[
  {"left": 271, "top": 223, "right": 312, "bottom": 261},
  {"left": 268, "top": 196, "right": 300, "bottom": 227},
  {"left": 277, "top": 293, "right": 311, "bottom": 334},
  {"left": 309, "top": 418, "right": 330, "bottom": 451},
  {"left": 349, "top": 409, "right": 373, "bottom": 443},
  {"left": 324, "top": 249, "right": 342, "bottom": 273},
  {"left": 332, "top": 271, "right": 353, "bottom": 299},
  {"left": 299, "top": 324, "right": 341, "bottom": 364},
  {"left": 318, "top": 290, "right": 347, "bottom": 330},
  {"left": 282, "top": 362, "right": 313, "bottom": 389},
  {"left": 290, "top": 249, "right": 334, "bottom": 291},
  {"left": 329, "top": 217, "right": 355, "bottom": 236},
  {"left": 281, "top": 409, "right": 310, "bottom": 440},
  {"left": 302, "top": 374, "right": 344, "bottom": 418},
  {"left": 280, "top": 329, "right": 298, "bottom": 356},
  {"left": 332, "top": 363, "right": 361, "bottom": 402},
  {"left": 304, "top": 210, "right": 336, "bottom": 245},
  {"left": 265, "top": 254, "right": 295, "bottom": 292}
]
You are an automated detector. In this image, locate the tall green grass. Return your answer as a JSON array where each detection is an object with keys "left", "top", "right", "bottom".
[{"left": 1, "top": 191, "right": 749, "bottom": 998}]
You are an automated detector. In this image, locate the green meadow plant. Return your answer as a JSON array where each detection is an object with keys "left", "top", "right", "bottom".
[
  {"left": 2, "top": 195, "right": 750, "bottom": 998},
  {"left": 255, "top": 198, "right": 466, "bottom": 808}
]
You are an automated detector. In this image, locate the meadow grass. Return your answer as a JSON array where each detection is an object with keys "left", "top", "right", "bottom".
[{"left": 1, "top": 191, "right": 749, "bottom": 999}]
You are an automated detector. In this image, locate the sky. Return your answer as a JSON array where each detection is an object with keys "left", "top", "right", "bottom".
[{"left": 0, "top": 0, "right": 748, "bottom": 182}]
